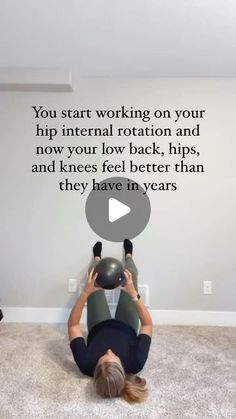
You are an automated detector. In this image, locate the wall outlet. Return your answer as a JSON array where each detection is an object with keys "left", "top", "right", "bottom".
[
  {"left": 203, "top": 280, "right": 212, "bottom": 295},
  {"left": 68, "top": 278, "right": 78, "bottom": 293}
]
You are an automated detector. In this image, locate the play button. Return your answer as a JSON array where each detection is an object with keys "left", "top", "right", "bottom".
[
  {"left": 85, "top": 176, "right": 151, "bottom": 242},
  {"left": 109, "top": 198, "right": 131, "bottom": 222}
]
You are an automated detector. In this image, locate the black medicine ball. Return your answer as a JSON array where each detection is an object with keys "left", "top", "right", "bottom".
[{"left": 94, "top": 257, "right": 125, "bottom": 290}]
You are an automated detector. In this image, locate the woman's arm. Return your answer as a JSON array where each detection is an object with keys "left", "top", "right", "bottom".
[
  {"left": 68, "top": 291, "right": 88, "bottom": 327},
  {"left": 120, "top": 269, "right": 153, "bottom": 336},
  {"left": 131, "top": 299, "right": 153, "bottom": 336},
  {"left": 68, "top": 268, "right": 101, "bottom": 341},
  {"left": 68, "top": 291, "right": 88, "bottom": 341}
]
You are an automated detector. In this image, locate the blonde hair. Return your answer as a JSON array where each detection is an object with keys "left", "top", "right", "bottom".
[{"left": 93, "top": 360, "right": 148, "bottom": 403}]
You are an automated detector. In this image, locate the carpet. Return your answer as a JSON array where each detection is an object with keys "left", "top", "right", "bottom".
[{"left": 0, "top": 323, "right": 236, "bottom": 418}]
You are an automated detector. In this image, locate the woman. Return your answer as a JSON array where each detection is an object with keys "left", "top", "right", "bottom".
[{"left": 68, "top": 239, "right": 153, "bottom": 403}]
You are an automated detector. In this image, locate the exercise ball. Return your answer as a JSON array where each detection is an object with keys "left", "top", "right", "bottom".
[{"left": 94, "top": 257, "right": 125, "bottom": 289}]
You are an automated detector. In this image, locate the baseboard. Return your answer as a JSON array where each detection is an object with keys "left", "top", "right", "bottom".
[{"left": 1, "top": 307, "right": 236, "bottom": 327}]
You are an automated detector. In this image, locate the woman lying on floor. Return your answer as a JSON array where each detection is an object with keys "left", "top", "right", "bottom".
[{"left": 68, "top": 239, "right": 153, "bottom": 403}]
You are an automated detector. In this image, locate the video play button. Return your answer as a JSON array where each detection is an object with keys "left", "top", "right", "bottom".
[
  {"left": 85, "top": 176, "right": 151, "bottom": 242},
  {"left": 109, "top": 198, "right": 131, "bottom": 222}
]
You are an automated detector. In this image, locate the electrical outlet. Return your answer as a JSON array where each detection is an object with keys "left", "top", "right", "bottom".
[
  {"left": 203, "top": 280, "right": 212, "bottom": 295},
  {"left": 68, "top": 278, "right": 78, "bottom": 293}
]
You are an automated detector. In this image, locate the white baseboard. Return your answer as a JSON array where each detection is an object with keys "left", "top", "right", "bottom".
[{"left": 1, "top": 307, "right": 236, "bottom": 327}]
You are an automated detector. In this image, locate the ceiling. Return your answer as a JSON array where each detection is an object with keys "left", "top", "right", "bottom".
[{"left": 0, "top": 0, "right": 236, "bottom": 77}]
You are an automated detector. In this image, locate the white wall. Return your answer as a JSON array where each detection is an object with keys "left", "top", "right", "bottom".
[
  {"left": 0, "top": 78, "right": 236, "bottom": 312},
  {"left": 1, "top": 0, "right": 236, "bottom": 77}
]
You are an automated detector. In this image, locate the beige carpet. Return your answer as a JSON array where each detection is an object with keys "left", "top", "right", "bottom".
[{"left": 0, "top": 323, "right": 236, "bottom": 419}]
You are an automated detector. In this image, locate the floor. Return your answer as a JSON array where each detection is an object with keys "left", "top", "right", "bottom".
[{"left": 0, "top": 323, "right": 236, "bottom": 419}]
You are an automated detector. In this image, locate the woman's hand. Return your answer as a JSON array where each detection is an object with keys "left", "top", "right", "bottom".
[
  {"left": 119, "top": 269, "right": 137, "bottom": 297},
  {"left": 83, "top": 268, "right": 103, "bottom": 296}
]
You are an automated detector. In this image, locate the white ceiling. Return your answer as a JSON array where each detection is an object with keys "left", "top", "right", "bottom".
[{"left": 0, "top": 0, "right": 236, "bottom": 77}]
